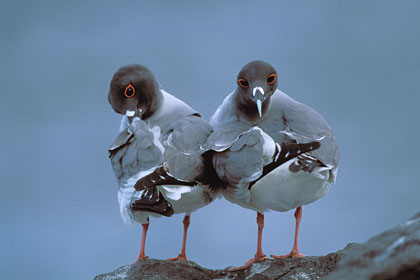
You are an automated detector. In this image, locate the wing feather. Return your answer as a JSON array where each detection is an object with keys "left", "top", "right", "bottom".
[
  {"left": 212, "top": 127, "right": 265, "bottom": 186},
  {"left": 163, "top": 114, "right": 213, "bottom": 181},
  {"left": 261, "top": 90, "right": 339, "bottom": 169},
  {"left": 109, "top": 118, "right": 164, "bottom": 181}
]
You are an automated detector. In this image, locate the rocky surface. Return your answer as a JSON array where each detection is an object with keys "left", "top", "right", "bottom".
[
  {"left": 325, "top": 212, "right": 420, "bottom": 280},
  {"left": 95, "top": 212, "right": 420, "bottom": 280},
  {"left": 94, "top": 243, "right": 360, "bottom": 280}
]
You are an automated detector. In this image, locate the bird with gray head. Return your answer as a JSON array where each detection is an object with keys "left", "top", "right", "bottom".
[
  {"left": 207, "top": 60, "right": 340, "bottom": 270},
  {"left": 108, "top": 64, "right": 219, "bottom": 262}
]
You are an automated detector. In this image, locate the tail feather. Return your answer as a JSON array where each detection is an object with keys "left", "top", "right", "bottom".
[
  {"left": 130, "top": 186, "right": 174, "bottom": 217},
  {"left": 134, "top": 166, "right": 196, "bottom": 192},
  {"left": 249, "top": 141, "right": 320, "bottom": 189},
  {"left": 130, "top": 165, "right": 197, "bottom": 217},
  {"left": 289, "top": 154, "right": 325, "bottom": 173}
]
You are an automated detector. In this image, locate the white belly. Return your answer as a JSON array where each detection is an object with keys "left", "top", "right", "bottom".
[{"left": 250, "top": 159, "right": 330, "bottom": 212}]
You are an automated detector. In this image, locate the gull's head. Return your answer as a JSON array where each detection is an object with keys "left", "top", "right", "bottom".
[
  {"left": 235, "top": 60, "right": 278, "bottom": 118},
  {"left": 108, "top": 64, "right": 161, "bottom": 121}
]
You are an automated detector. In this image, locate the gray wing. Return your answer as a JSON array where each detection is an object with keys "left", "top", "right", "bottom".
[
  {"left": 212, "top": 127, "right": 264, "bottom": 186},
  {"left": 163, "top": 114, "right": 213, "bottom": 181},
  {"left": 109, "top": 118, "right": 164, "bottom": 182},
  {"left": 261, "top": 90, "right": 339, "bottom": 169},
  {"left": 203, "top": 121, "right": 251, "bottom": 152},
  {"left": 108, "top": 129, "right": 133, "bottom": 155}
]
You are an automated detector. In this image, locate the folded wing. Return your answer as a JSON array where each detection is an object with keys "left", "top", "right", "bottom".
[{"left": 109, "top": 118, "right": 169, "bottom": 223}]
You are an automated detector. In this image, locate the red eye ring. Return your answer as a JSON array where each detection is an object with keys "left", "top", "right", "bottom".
[
  {"left": 267, "top": 74, "right": 277, "bottom": 84},
  {"left": 124, "top": 84, "right": 136, "bottom": 98},
  {"left": 237, "top": 78, "right": 249, "bottom": 88}
]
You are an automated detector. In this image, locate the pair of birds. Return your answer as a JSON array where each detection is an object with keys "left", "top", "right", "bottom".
[{"left": 107, "top": 61, "right": 339, "bottom": 270}]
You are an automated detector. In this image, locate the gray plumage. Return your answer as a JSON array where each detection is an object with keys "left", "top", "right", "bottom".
[
  {"left": 204, "top": 121, "right": 252, "bottom": 152},
  {"left": 164, "top": 114, "right": 213, "bottom": 181},
  {"left": 258, "top": 91, "right": 339, "bottom": 171},
  {"left": 208, "top": 60, "right": 339, "bottom": 212},
  {"left": 109, "top": 119, "right": 164, "bottom": 182},
  {"left": 209, "top": 85, "right": 339, "bottom": 187},
  {"left": 107, "top": 64, "right": 218, "bottom": 225},
  {"left": 209, "top": 127, "right": 264, "bottom": 186}
]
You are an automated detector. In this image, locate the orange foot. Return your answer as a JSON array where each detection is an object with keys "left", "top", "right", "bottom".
[
  {"left": 271, "top": 251, "right": 306, "bottom": 259},
  {"left": 228, "top": 254, "right": 269, "bottom": 271},
  {"left": 131, "top": 255, "right": 149, "bottom": 264},
  {"left": 167, "top": 253, "right": 187, "bottom": 261}
]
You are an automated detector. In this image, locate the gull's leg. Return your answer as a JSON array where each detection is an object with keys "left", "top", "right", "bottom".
[
  {"left": 229, "top": 212, "right": 268, "bottom": 271},
  {"left": 134, "top": 219, "right": 150, "bottom": 262},
  {"left": 271, "top": 206, "right": 306, "bottom": 259},
  {"left": 167, "top": 214, "right": 190, "bottom": 261}
]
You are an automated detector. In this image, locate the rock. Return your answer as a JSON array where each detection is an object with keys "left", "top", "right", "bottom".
[
  {"left": 94, "top": 243, "right": 360, "bottom": 280},
  {"left": 324, "top": 212, "right": 420, "bottom": 280},
  {"left": 93, "top": 260, "right": 221, "bottom": 280},
  {"left": 94, "top": 212, "right": 420, "bottom": 280}
]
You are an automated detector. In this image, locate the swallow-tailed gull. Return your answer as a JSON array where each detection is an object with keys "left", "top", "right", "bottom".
[
  {"left": 207, "top": 60, "right": 339, "bottom": 270},
  {"left": 108, "top": 64, "right": 218, "bottom": 262}
]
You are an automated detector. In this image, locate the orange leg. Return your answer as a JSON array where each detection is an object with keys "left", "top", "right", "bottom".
[
  {"left": 133, "top": 221, "right": 150, "bottom": 262},
  {"left": 167, "top": 214, "right": 190, "bottom": 261},
  {"left": 229, "top": 212, "right": 268, "bottom": 271},
  {"left": 271, "top": 206, "right": 306, "bottom": 259}
]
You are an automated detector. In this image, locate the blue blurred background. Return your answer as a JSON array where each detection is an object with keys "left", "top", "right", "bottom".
[{"left": 1, "top": 1, "right": 419, "bottom": 279}]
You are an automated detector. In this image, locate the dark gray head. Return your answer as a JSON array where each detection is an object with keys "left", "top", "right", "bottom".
[
  {"left": 234, "top": 60, "right": 278, "bottom": 121},
  {"left": 108, "top": 64, "right": 162, "bottom": 120}
]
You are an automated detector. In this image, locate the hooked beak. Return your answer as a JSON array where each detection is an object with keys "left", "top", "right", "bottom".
[{"left": 253, "top": 87, "right": 265, "bottom": 118}]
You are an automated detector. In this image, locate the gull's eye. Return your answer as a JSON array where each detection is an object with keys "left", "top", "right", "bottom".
[
  {"left": 124, "top": 84, "right": 135, "bottom": 98},
  {"left": 267, "top": 74, "right": 277, "bottom": 84},
  {"left": 237, "top": 79, "right": 249, "bottom": 88}
]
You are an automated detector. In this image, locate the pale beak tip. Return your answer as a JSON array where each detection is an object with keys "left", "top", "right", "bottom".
[
  {"left": 125, "top": 110, "right": 135, "bottom": 117},
  {"left": 256, "top": 99, "right": 263, "bottom": 118}
]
